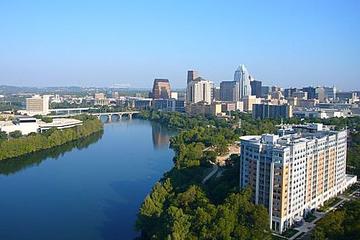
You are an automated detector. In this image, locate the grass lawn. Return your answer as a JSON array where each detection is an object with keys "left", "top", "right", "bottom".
[
  {"left": 318, "top": 197, "right": 342, "bottom": 212},
  {"left": 343, "top": 182, "right": 360, "bottom": 197}
]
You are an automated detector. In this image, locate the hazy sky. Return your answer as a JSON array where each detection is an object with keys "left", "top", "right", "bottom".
[{"left": 0, "top": 0, "right": 359, "bottom": 90}]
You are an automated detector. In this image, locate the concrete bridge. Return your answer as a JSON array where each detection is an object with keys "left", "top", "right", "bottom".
[
  {"left": 90, "top": 111, "right": 140, "bottom": 122},
  {"left": 49, "top": 107, "right": 94, "bottom": 115},
  {"left": 47, "top": 109, "right": 140, "bottom": 121}
]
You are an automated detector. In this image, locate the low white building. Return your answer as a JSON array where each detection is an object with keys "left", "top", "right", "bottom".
[
  {"left": 39, "top": 118, "right": 83, "bottom": 132},
  {"left": 294, "top": 108, "right": 352, "bottom": 119},
  {"left": 0, "top": 117, "right": 39, "bottom": 135},
  {"left": 0, "top": 117, "right": 83, "bottom": 135}
]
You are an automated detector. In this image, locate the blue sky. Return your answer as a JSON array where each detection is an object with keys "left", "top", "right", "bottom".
[{"left": 0, "top": 0, "right": 359, "bottom": 90}]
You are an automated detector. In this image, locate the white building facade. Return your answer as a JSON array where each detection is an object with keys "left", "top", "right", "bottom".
[
  {"left": 186, "top": 79, "right": 213, "bottom": 104},
  {"left": 240, "top": 123, "right": 354, "bottom": 233},
  {"left": 26, "top": 95, "right": 50, "bottom": 115},
  {"left": 0, "top": 117, "right": 39, "bottom": 135}
]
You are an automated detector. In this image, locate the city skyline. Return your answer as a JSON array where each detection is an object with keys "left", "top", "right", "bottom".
[
  {"left": 1, "top": 1, "right": 360, "bottom": 239},
  {"left": 0, "top": 0, "right": 359, "bottom": 90}
]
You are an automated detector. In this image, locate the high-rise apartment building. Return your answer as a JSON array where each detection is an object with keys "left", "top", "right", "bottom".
[
  {"left": 240, "top": 123, "right": 354, "bottom": 233},
  {"left": 250, "top": 80, "right": 262, "bottom": 98},
  {"left": 152, "top": 79, "right": 171, "bottom": 99},
  {"left": 324, "top": 86, "right": 336, "bottom": 100},
  {"left": 242, "top": 95, "right": 261, "bottom": 112},
  {"left": 316, "top": 86, "right": 336, "bottom": 102},
  {"left": 261, "top": 86, "right": 270, "bottom": 97},
  {"left": 220, "top": 81, "right": 239, "bottom": 101},
  {"left": 26, "top": 95, "right": 50, "bottom": 115},
  {"left": 186, "top": 78, "right": 213, "bottom": 104},
  {"left": 186, "top": 70, "right": 212, "bottom": 104},
  {"left": 187, "top": 70, "right": 199, "bottom": 84},
  {"left": 292, "top": 91, "right": 308, "bottom": 100},
  {"left": 212, "top": 86, "right": 220, "bottom": 101},
  {"left": 252, "top": 103, "right": 293, "bottom": 120},
  {"left": 284, "top": 88, "right": 298, "bottom": 98},
  {"left": 302, "top": 87, "right": 316, "bottom": 99},
  {"left": 94, "top": 93, "right": 106, "bottom": 100},
  {"left": 234, "top": 65, "right": 252, "bottom": 99},
  {"left": 316, "top": 87, "right": 326, "bottom": 102}
]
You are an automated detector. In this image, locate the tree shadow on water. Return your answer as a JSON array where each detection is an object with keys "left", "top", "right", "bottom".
[
  {"left": 100, "top": 180, "right": 153, "bottom": 240},
  {"left": 0, "top": 131, "right": 103, "bottom": 175}
]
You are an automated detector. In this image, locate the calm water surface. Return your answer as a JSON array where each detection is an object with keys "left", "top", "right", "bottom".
[{"left": 0, "top": 119, "right": 175, "bottom": 240}]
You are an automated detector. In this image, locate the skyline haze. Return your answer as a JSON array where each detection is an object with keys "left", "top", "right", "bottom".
[{"left": 0, "top": 0, "right": 359, "bottom": 90}]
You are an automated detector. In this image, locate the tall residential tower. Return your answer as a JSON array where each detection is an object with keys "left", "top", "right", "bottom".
[
  {"left": 240, "top": 123, "right": 355, "bottom": 233},
  {"left": 186, "top": 70, "right": 213, "bottom": 104}
]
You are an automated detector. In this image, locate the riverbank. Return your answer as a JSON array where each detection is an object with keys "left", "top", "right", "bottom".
[
  {"left": 0, "top": 119, "right": 174, "bottom": 239},
  {"left": 0, "top": 131, "right": 103, "bottom": 175},
  {"left": 135, "top": 110, "right": 272, "bottom": 239},
  {"left": 0, "top": 115, "right": 103, "bottom": 161}
]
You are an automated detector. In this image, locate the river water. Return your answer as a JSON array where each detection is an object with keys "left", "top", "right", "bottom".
[{"left": 0, "top": 119, "right": 175, "bottom": 240}]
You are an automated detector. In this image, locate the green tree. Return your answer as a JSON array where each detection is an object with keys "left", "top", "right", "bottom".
[
  {"left": 0, "top": 131, "right": 7, "bottom": 141},
  {"left": 9, "top": 130, "right": 22, "bottom": 139},
  {"left": 165, "top": 206, "right": 191, "bottom": 240}
]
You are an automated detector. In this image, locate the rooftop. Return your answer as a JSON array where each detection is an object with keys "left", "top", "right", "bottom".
[
  {"left": 240, "top": 123, "right": 342, "bottom": 148},
  {"left": 39, "top": 118, "right": 82, "bottom": 128}
]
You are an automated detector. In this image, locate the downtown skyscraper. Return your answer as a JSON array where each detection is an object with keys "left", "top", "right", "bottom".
[
  {"left": 186, "top": 70, "right": 213, "bottom": 104},
  {"left": 234, "top": 64, "right": 252, "bottom": 99}
]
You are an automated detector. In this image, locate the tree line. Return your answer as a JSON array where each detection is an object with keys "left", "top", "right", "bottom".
[
  {"left": 136, "top": 180, "right": 270, "bottom": 240},
  {"left": 0, "top": 115, "right": 103, "bottom": 161},
  {"left": 312, "top": 199, "right": 360, "bottom": 239},
  {"left": 136, "top": 111, "right": 272, "bottom": 239},
  {"left": 136, "top": 111, "right": 360, "bottom": 239},
  {"left": 0, "top": 131, "right": 103, "bottom": 175}
]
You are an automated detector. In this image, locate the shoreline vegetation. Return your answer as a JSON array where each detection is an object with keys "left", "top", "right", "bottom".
[
  {"left": 0, "top": 115, "right": 103, "bottom": 161},
  {"left": 0, "top": 131, "right": 103, "bottom": 175},
  {"left": 135, "top": 111, "right": 273, "bottom": 239},
  {"left": 135, "top": 110, "right": 360, "bottom": 239}
]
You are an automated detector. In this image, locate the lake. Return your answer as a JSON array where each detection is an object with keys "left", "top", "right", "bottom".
[{"left": 0, "top": 119, "right": 175, "bottom": 240}]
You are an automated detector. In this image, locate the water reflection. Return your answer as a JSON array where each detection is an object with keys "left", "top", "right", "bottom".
[
  {"left": 0, "top": 120, "right": 175, "bottom": 240},
  {"left": 0, "top": 131, "right": 103, "bottom": 175},
  {"left": 151, "top": 122, "right": 174, "bottom": 149}
]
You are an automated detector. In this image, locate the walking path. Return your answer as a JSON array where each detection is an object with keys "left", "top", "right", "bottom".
[
  {"left": 288, "top": 188, "right": 359, "bottom": 240},
  {"left": 202, "top": 164, "right": 218, "bottom": 184}
]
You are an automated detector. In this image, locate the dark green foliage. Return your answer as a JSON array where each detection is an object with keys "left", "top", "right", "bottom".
[
  {"left": 137, "top": 111, "right": 360, "bottom": 239},
  {"left": 33, "top": 115, "right": 53, "bottom": 123},
  {"left": 204, "top": 156, "right": 240, "bottom": 204},
  {"left": 0, "top": 118, "right": 103, "bottom": 160},
  {"left": 138, "top": 110, "right": 229, "bottom": 130},
  {"left": 0, "top": 131, "right": 103, "bottom": 175},
  {"left": 136, "top": 111, "right": 271, "bottom": 239},
  {"left": 41, "top": 116, "right": 52, "bottom": 123},
  {"left": 312, "top": 200, "right": 360, "bottom": 240},
  {"left": 9, "top": 130, "right": 22, "bottom": 139},
  {"left": 347, "top": 132, "right": 360, "bottom": 177},
  {"left": 137, "top": 180, "right": 270, "bottom": 240},
  {"left": 139, "top": 110, "right": 238, "bottom": 169},
  {"left": 0, "top": 131, "right": 8, "bottom": 142}
]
